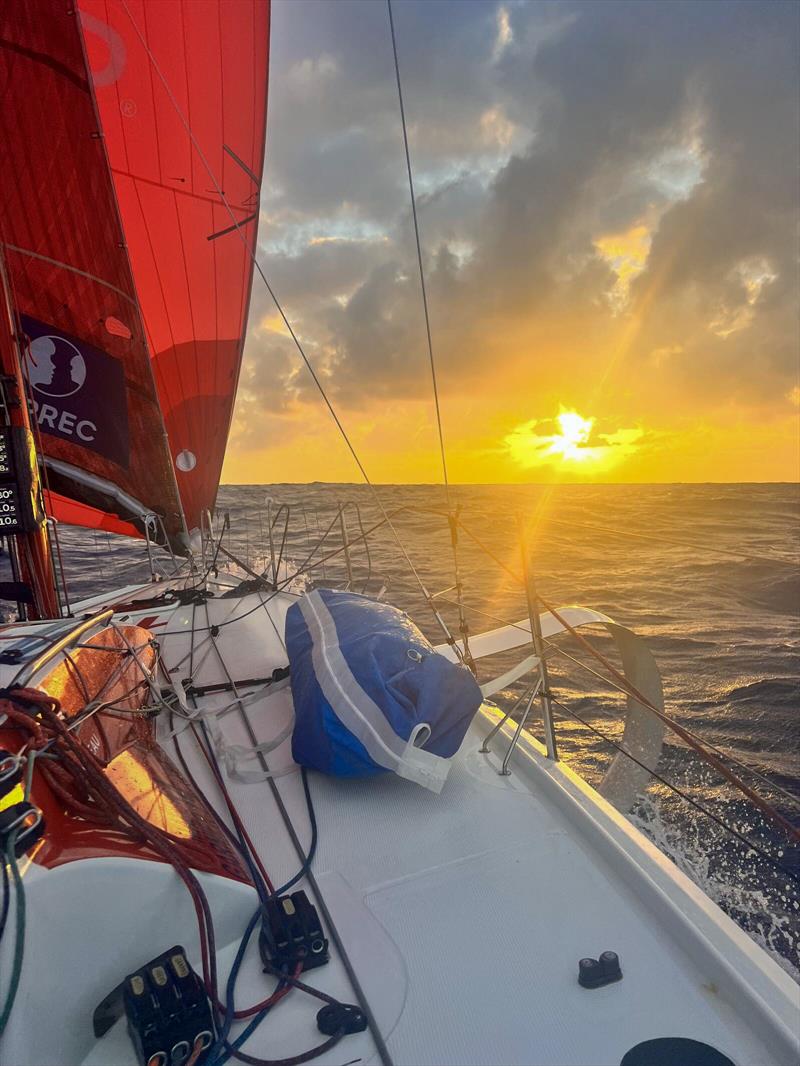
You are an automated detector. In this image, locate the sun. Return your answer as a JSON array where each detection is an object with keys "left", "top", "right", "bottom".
[
  {"left": 547, "top": 410, "right": 595, "bottom": 461},
  {"left": 503, "top": 407, "right": 644, "bottom": 474}
]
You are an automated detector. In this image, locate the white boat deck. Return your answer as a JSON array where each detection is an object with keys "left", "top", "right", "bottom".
[
  {"left": 2, "top": 585, "right": 798, "bottom": 1066},
  {"left": 154, "top": 590, "right": 799, "bottom": 1066}
]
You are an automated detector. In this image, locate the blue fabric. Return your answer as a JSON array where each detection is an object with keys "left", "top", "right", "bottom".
[{"left": 286, "top": 589, "right": 482, "bottom": 781}]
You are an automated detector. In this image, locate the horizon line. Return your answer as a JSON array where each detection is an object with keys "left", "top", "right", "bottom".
[{"left": 219, "top": 479, "right": 799, "bottom": 487}]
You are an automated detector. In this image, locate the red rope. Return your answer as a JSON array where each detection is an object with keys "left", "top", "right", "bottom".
[
  {"left": 3, "top": 689, "right": 223, "bottom": 997},
  {"left": 191, "top": 723, "right": 276, "bottom": 897},
  {"left": 231, "top": 977, "right": 293, "bottom": 1021}
]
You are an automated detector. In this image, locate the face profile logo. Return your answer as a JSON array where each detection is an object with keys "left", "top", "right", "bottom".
[{"left": 26, "top": 334, "right": 87, "bottom": 398}]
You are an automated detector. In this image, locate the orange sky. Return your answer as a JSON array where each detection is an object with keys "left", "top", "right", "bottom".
[{"left": 221, "top": 1, "right": 799, "bottom": 486}]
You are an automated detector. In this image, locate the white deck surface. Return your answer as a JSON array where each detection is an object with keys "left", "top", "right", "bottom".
[
  {"left": 1, "top": 584, "right": 798, "bottom": 1066},
  {"left": 153, "top": 590, "right": 799, "bottom": 1066}
]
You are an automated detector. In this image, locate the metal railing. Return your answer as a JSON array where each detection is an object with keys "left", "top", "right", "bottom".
[{"left": 12, "top": 607, "right": 114, "bottom": 688}]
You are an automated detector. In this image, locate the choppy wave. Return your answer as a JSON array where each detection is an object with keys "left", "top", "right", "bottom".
[{"left": 2, "top": 481, "right": 798, "bottom": 977}]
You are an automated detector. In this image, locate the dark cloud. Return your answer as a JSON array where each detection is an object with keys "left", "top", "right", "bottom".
[{"left": 233, "top": 0, "right": 799, "bottom": 444}]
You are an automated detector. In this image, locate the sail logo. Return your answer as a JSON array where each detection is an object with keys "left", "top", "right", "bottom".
[
  {"left": 21, "top": 316, "right": 130, "bottom": 469},
  {"left": 27, "top": 335, "right": 86, "bottom": 398}
]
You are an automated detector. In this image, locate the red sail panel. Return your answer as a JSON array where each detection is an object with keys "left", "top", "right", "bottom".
[
  {"left": 44, "top": 492, "right": 140, "bottom": 540},
  {"left": 78, "top": 0, "right": 270, "bottom": 532},
  {"left": 0, "top": 1, "right": 185, "bottom": 544}
]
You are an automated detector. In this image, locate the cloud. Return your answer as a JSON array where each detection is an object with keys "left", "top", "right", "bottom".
[
  {"left": 228, "top": 0, "right": 799, "bottom": 480},
  {"left": 492, "top": 5, "right": 513, "bottom": 63}
]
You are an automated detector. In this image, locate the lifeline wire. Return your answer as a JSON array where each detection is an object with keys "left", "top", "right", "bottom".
[
  {"left": 546, "top": 639, "right": 800, "bottom": 811},
  {"left": 537, "top": 592, "right": 800, "bottom": 844},
  {"left": 547, "top": 517, "right": 800, "bottom": 569},
  {"left": 549, "top": 699, "right": 800, "bottom": 887}
]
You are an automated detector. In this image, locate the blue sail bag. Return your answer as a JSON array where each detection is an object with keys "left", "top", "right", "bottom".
[{"left": 286, "top": 589, "right": 482, "bottom": 792}]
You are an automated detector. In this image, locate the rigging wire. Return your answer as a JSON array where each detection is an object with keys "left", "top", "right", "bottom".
[
  {"left": 18, "top": 498, "right": 800, "bottom": 847},
  {"left": 547, "top": 517, "right": 799, "bottom": 569},
  {"left": 59, "top": 507, "right": 800, "bottom": 833},
  {"left": 537, "top": 592, "right": 800, "bottom": 844},
  {"left": 549, "top": 698, "right": 800, "bottom": 886},
  {"left": 546, "top": 640, "right": 800, "bottom": 810},
  {"left": 118, "top": 0, "right": 466, "bottom": 666},
  {"left": 387, "top": 0, "right": 476, "bottom": 668},
  {"left": 386, "top": 0, "right": 450, "bottom": 503}
]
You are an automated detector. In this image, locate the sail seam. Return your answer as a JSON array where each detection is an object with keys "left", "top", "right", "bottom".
[{"left": 1, "top": 244, "right": 136, "bottom": 305}]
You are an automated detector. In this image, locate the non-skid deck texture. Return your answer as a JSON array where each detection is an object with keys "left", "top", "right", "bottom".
[{"left": 160, "top": 592, "right": 793, "bottom": 1066}]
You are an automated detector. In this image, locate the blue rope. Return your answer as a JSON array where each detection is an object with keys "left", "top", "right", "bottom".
[{"left": 208, "top": 767, "right": 318, "bottom": 1063}]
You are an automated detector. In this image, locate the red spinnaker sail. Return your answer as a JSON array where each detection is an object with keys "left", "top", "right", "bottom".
[
  {"left": 0, "top": 0, "right": 186, "bottom": 544},
  {"left": 79, "top": 0, "right": 270, "bottom": 532}
]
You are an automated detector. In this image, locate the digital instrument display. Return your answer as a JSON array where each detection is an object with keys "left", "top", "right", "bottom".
[{"left": 0, "top": 427, "right": 40, "bottom": 534}]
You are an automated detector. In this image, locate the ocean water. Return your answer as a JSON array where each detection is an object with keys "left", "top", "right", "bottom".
[{"left": 7, "top": 482, "right": 800, "bottom": 974}]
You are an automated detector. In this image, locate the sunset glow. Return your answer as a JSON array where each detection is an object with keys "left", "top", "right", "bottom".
[
  {"left": 502, "top": 409, "right": 645, "bottom": 475},
  {"left": 221, "top": 1, "right": 799, "bottom": 486}
]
